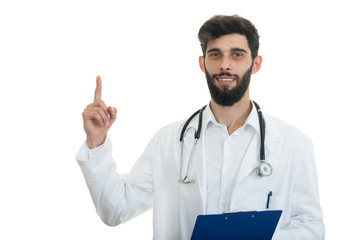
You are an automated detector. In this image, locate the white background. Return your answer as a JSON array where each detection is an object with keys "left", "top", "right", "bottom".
[{"left": 1, "top": 0, "right": 359, "bottom": 239}]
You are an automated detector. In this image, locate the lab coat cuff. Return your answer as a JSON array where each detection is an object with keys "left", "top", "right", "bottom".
[{"left": 76, "top": 134, "right": 111, "bottom": 162}]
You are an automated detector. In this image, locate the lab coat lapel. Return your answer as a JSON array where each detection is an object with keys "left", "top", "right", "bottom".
[
  {"left": 235, "top": 134, "right": 259, "bottom": 183},
  {"left": 235, "top": 115, "right": 281, "bottom": 183}
]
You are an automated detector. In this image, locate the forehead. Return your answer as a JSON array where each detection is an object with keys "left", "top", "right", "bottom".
[{"left": 206, "top": 33, "right": 250, "bottom": 52}]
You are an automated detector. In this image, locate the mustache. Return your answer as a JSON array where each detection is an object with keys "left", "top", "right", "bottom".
[{"left": 215, "top": 72, "right": 234, "bottom": 77}]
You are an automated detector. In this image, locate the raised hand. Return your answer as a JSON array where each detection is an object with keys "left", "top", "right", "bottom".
[{"left": 82, "top": 76, "right": 117, "bottom": 148}]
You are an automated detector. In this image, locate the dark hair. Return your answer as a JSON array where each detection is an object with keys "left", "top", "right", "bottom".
[{"left": 198, "top": 15, "right": 260, "bottom": 59}]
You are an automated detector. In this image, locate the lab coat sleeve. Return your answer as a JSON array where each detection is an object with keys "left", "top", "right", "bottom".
[
  {"left": 76, "top": 134, "right": 154, "bottom": 226},
  {"left": 273, "top": 137, "right": 325, "bottom": 240}
]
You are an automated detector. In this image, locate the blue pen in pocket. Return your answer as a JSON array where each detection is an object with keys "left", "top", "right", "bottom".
[{"left": 266, "top": 191, "right": 273, "bottom": 209}]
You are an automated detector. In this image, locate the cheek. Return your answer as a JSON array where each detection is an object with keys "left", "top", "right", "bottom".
[
  {"left": 236, "top": 64, "right": 253, "bottom": 76},
  {"left": 204, "top": 60, "right": 218, "bottom": 73}
]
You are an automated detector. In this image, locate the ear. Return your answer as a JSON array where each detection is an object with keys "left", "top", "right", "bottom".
[
  {"left": 199, "top": 56, "right": 206, "bottom": 73},
  {"left": 251, "top": 55, "right": 262, "bottom": 74}
]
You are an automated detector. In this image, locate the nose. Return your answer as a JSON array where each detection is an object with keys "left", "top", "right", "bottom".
[{"left": 219, "top": 56, "right": 232, "bottom": 71}]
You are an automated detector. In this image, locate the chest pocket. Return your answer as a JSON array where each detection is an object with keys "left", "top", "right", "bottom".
[
  {"left": 230, "top": 191, "right": 286, "bottom": 211},
  {"left": 257, "top": 194, "right": 285, "bottom": 211}
]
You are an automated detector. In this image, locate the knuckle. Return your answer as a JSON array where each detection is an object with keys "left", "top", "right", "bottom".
[
  {"left": 86, "top": 102, "right": 94, "bottom": 108},
  {"left": 95, "top": 113, "right": 102, "bottom": 121},
  {"left": 95, "top": 99, "right": 105, "bottom": 106},
  {"left": 95, "top": 107, "right": 104, "bottom": 115},
  {"left": 82, "top": 109, "right": 90, "bottom": 117},
  {"left": 92, "top": 100, "right": 100, "bottom": 106}
]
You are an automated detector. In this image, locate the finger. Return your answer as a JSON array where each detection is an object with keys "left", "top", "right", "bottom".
[
  {"left": 85, "top": 106, "right": 110, "bottom": 126},
  {"left": 97, "top": 100, "right": 111, "bottom": 119},
  {"left": 107, "top": 106, "right": 117, "bottom": 127},
  {"left": 94, "top": 75, "right": 102, "bottom": 102},
  {"left": 108, "top": 106, "right": 117, "bottom": 120},
  {"left": 94, "top": 106, "right": 110, "bottom": 126},
  {"left": 83, "top": 109, "right": 105, "bottom": 126},
  {"left": 86, "top": 100, "right": 110, "bottom": 119}
]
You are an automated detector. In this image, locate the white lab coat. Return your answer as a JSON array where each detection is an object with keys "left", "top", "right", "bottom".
[{"left": 76, "top": 112, "right": 325, "bottom": 240}]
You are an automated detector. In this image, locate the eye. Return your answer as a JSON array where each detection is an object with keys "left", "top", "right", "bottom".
[
  {"left": 209, "top": 52, "right": 220, "bottom": 58},
  {"left": 232, "top": 52, "right": 243, "bottom": 58}
]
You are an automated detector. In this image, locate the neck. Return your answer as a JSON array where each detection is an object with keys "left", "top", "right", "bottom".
[{"left": 210, "top": 92, "right": 252, "bottom": 135}]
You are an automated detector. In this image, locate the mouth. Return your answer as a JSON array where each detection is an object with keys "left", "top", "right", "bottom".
[
  {"left": 216, "top": 78, "right": 235, "bottom": 82},
  {"left": 215, "top": 76, "right": 236, "bottom": 86},
  {"left": 215, "top": 72, "right": 236, "bottom": 84}
]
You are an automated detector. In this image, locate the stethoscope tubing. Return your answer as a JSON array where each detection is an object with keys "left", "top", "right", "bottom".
[
  {"left": 252, "top": 101, "right": 265, "bottom": 161},
  {"left": 178, "top": 100, "right": 271, "bottom": 183}
]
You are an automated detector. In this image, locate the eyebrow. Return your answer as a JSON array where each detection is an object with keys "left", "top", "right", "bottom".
[
  {"left": 207, "top": 47, "right": 248, "bottom": 54},
  {"left": 231, "top": 48, "right": 248, "bottom": 54},
  {"left": 207, "top": 48, "right": 221, "bottom": 54}
]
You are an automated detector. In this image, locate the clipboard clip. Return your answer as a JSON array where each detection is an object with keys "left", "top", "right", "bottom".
[{"left": 223, "top": 209, "right": 257, "bottom": 214}]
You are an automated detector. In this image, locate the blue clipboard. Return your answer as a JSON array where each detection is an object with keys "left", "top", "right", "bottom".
[{"left": 191, "top": 210, "right": 282, "bottom": 240}]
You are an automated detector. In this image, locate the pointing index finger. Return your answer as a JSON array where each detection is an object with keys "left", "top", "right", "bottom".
[{"left": 94, "top": 75, "right": 102, "bottom": 102}]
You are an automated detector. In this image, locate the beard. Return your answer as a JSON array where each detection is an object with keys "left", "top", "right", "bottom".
[{"left": 205, "top": 64, "right": 253, "bottom": 107}]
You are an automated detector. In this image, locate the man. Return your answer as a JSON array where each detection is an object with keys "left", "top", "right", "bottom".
[{"left": 77, "top": 15, "right": 325, "bottom": 239}]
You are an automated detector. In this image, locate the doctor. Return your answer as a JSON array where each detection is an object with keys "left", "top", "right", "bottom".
[{"left": 77, "top": 15, "right": 325, "bottom": 239}]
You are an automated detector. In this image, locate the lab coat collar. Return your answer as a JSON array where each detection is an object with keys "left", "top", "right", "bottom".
[{"left": 184, "top": 100, "right": 281, "bottom": 152}]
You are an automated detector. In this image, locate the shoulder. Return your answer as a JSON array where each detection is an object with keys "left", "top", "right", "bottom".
[
  {"left": 264, "top": 114, "right": 316, "bottom": 172},
  {"left": 150, "top": 119, "right": 186, "bottom": 143},
  {"left": 263, "top": 113, "right": 312, "bottom": 147}
]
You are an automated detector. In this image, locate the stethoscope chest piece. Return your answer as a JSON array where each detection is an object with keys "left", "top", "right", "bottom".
[{"left": 256, "top": 160, "right": 273, "bottom": 177}]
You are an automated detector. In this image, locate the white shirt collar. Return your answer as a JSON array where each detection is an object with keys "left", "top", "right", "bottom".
[{"left": 203, "top": 101, "right": 261, "bottom": 135}]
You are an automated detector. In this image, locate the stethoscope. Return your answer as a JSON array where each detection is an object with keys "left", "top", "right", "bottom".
[{"left": 178, "top": 101, "right": 273, "bottom": 184}]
